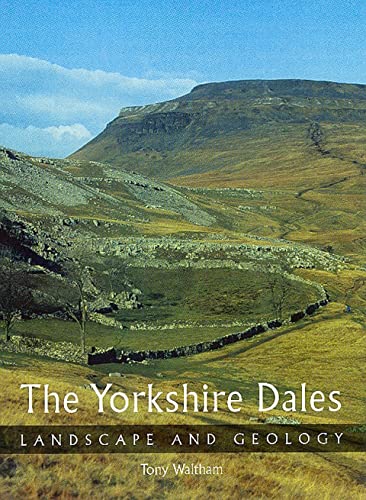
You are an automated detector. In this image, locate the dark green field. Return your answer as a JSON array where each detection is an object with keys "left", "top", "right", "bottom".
[
  {"left": 119, "top": 267, "right": 316, "bottom": 324},
  {"left": 9, "top": 266, "right": 317, "bottom": 351}
]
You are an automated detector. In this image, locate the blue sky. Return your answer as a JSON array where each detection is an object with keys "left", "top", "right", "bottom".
[{"left": 0, "top": 0, "right": 365, "bottom": 157}]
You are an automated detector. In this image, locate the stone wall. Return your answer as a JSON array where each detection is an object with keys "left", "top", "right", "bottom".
[
  {"left": 0, "top": 335, "right": 87, "bottom": 364},
  {"left": 0, "top": 292, "right": 329, "bottom": 366},
  {"left": 88, "top": 294, "right": 329, "bottom": 366}
]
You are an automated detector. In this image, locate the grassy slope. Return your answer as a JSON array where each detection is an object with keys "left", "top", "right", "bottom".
[
  {"left": 1, "top": 81, "right": 365, "bottom": 497},
  {"left": 0, "top": 266, "right": 365, "bottom": 498},
  {"left": 10, "top": 265, "right": 317, "bottom": 351},
  {"left": 176, "top": 124, "right": 366, "bottom": 259},
  {"left": 0, "top": 188, "right": 364, "bottom": 497},
  {"left": 69, "top": 120, "right": 366, "bottom": 258},
  {"left": 167, "top": 124, "right": 359, "bottom": 187},
  {"left": 0, "top": 296, "right": 365, "bottom": 498}
]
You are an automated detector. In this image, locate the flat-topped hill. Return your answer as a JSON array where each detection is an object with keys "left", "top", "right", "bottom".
[{"left": 70, "top": 79, "right": 366, "bottom": 186}]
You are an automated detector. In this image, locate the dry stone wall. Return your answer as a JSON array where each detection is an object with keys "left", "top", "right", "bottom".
[
  {"left": 88, "top": 292, "right": 329, "bottom": 366},
  {"left": 0, "top": 292, "right": 329, "bottom": 366}
]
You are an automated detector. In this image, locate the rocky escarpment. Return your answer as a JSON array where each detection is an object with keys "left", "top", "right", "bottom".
[
  {"left": 80, "top": 236, "right": 346, "bottom": 273},
  {"left": 0, "top": 211, "right": 62, "bottom": 272},
  {"left": 71, "top": 79, "right": 366, "bottom": 172},
  {"left": 113, "top": 110, "right": 196, "bottom": 142}
]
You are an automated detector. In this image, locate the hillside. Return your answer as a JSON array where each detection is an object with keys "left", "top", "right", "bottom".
[
  {"left": 70, "top": 80, "right": 366, "bottom": 259},
  {"left": 0, "top": 81, "right": 365, "bottom": 498},
  {"left": 71, "top": 79, "right": 366, "bottom": 184},
  {"left": 0, "top": 147, "right": 215, "bottom": 228}
]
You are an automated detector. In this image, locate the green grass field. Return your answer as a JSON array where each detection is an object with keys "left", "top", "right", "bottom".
[{"left": 10, "top": 319, "right": 245, "bottom": 351}]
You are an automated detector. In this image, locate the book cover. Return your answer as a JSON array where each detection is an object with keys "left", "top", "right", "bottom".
[{"left": 0, "top": 1, "right": 365, "bottom": 498}]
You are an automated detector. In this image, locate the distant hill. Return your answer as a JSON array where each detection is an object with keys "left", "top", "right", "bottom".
[{"left": 70, "top": 79, "right": 366, "bottom": 187}]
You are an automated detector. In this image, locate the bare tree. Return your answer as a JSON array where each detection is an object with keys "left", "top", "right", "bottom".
[
  {"left": 267, "top": 271, "right": 291, "bottom": 321},
  {"left": 0, "top": 259, "right": 32, "bottom": 341},
  {"left": 62, "top": 263, "right": 94, "bottom": 354}
]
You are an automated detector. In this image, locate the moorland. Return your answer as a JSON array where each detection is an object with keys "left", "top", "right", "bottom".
[{"left": 0, "top": 79, "right": 365, "bottom": 498}]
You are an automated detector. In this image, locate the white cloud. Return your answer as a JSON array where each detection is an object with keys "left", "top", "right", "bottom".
[
  {"left": 0, "top": 54, "right": 196, "bottom": 94},
  {"left": 0, "top": 53, "right": 198, "bottom": 157},
  {"left": 0, "top": 122, "right": 92, "bottom": 157},
  {"left": 15, "top": 94, "right": 114, "bottom": 121},
  {"left": 44, "top": 124, "right": 92, "bottom": 141}
]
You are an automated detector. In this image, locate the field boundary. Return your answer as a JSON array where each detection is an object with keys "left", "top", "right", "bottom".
[{"left": 88, "top": 293, "right": 329, "bottom": 365}]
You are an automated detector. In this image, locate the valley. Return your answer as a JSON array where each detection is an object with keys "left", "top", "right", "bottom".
[{"left": 0, "top": 79, "right": 365, "bottom": 498}]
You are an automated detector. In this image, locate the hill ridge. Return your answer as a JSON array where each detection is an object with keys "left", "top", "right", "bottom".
[{"left": 70, "top": 78, "right": 366, "bottom": 187}]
